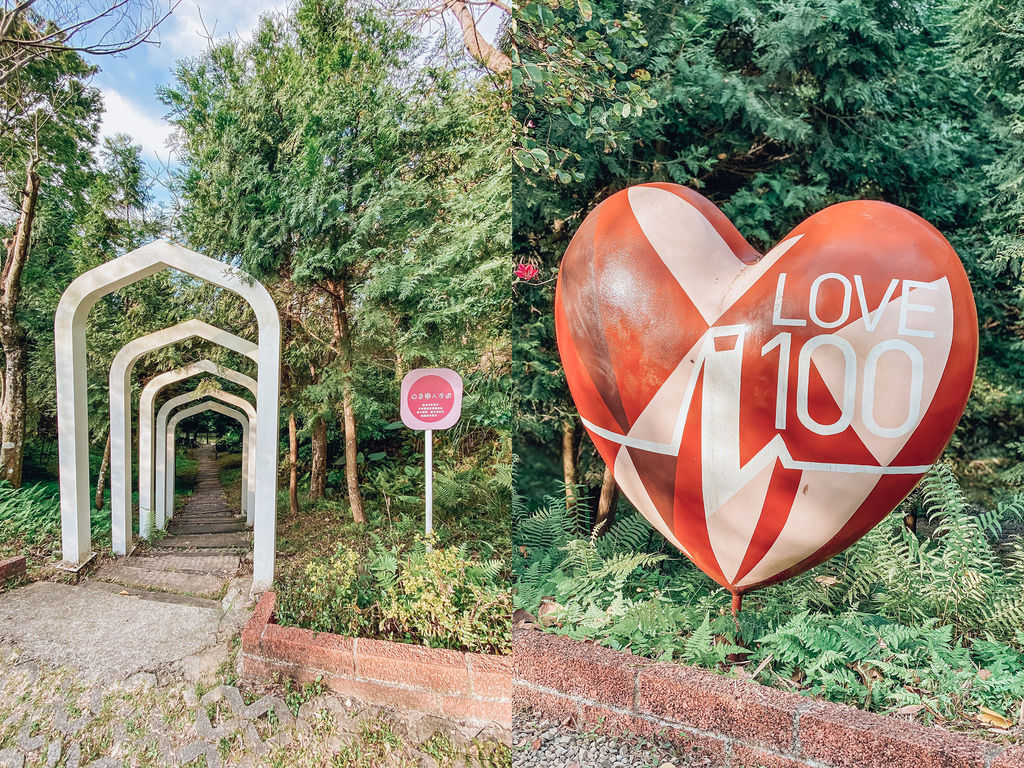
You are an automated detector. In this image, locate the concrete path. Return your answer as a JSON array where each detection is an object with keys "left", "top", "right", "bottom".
[
  {"left": 0, "top": 445, "right": 252, "bottom": 685},
  {"left": 0, "top": 582, "right": 243, "bottom": 684}
]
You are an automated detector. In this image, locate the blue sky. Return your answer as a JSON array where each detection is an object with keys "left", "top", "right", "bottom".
[
  {"left": 86, "top": 0, "right": 293, "bottom": 203},
  {"left": 82, "top": 1, "right": 505, "bottom": 206}
]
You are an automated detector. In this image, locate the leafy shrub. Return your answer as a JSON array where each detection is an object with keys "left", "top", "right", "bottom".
[
  {"left": 513, "top": 467, "right": 1024, "bottom": 725},
  {"left": 0, "top": 483, "right": 65, "bottom": 546},
  {"left": 174, "top": 451, "right": 199, "bottom": 492},
  {"left": 753, "top": 612, "right": 1024, "bottom": 718},
  {"left": 0, "top": 481, "right": 111, "bottom": 559},
  {"left": 276, "top": 537, "right": 511, "bottom": 654}
]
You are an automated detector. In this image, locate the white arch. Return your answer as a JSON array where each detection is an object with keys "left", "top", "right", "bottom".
[
  {"left": 166, "top": 400, "right": 249, "bottom": 524},
  {"left": 110, "top": 320, "right": 258, "bottom": 555},
  {"left": 138, "top": 360, "right": 257, "bottom": 535},
  {"left": 156, "top": 388, "right": 256, "bottom": 528},
  {"left": 56, "top": 239, "right": 281, "bottom": 592}
]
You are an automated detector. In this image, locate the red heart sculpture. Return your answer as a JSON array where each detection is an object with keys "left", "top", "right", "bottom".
[{"left": 555, "top": 183, "right": 978, "bottom": 599}]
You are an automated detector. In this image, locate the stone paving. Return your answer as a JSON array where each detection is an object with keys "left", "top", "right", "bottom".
[
  {"left": 512, "top": 716, "right": 686, "bottom": 768},
  {"left": 0, "top": 648, "right": 509, "bottom": 768}
]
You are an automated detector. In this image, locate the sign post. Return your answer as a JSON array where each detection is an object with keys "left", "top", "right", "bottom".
[
  {"left": 424, "top": 428, "right": 432, "bottom": 533},
  {"left": 400, "top": 368, "right": 463, "bottom": 536}
]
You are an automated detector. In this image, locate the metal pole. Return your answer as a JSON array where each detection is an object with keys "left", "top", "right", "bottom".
[{"left": 425, "top": 429, "right": 433, "bottom": 537}]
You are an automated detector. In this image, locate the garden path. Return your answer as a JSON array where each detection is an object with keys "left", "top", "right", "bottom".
[
  {"left": 86, "top": 443, "right": 252, "bottom": 605},
  {"left": 0, "top": 445, "right": 252, "bottom": 686}
]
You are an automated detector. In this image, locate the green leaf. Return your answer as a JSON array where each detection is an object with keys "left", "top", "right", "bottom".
[
  {"left": 516, "top": 148, "right": 539, "bottom": 169},
  {"left": 530, "top": 147, "right": 550, "bottom": 166}
]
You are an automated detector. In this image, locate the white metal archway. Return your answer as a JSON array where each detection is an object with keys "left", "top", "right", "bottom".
[
  {"left": 138, "top": 360, "right": 257, "bottom": 532},
  {"left": 156, "top": 388, "right": 256, "bottom": 526},
  {"left": 55, "top": 239, "right": 281, "bottom": 592},
  {"left": 109, "top": 320, "right": 258, "bottom": 554},
  {"left": 166, "top": 400, "right": 249, "bottom": 522}
]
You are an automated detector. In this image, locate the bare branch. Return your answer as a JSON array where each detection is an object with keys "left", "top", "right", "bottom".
[{"left": 0, "top": 0, "right": 180, "bottom": 85}]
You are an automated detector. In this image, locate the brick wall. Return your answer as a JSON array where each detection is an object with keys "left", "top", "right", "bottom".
[
  {"left": 513, "top": 629, "right": 1021, "bottom": 768},
  {"left": 240, "top": 592, "right": 512, "bottom": 729},
  {"left": 0, "top": 556, "right": 25, "bottom": 584}
]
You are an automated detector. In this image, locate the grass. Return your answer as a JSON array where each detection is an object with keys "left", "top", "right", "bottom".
[
  {"left": 273, "top": 472, "right": 514, "bottom": 583},
  {"left": 0, "top": 440, "right": 206, "bottom": 581},
  {"left": 215, "top": 448, "right": 243, "bottom": 516}
]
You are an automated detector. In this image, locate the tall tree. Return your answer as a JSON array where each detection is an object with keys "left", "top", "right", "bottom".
[
  {"left": 72, "top": 133, "right": 154, "bottom": 504},
  {"left": 0, "top": 24, "right": 99, "bottom": 486},
  {"left": 166, "top": 0, "right": 513, "bottom": 524},
  {"left": 0, "top": 0, "right": 176, "bottom": 85}
]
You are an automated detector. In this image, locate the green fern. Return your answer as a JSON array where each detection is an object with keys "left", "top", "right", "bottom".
[{"left": 514, "top": 466, "right": 1024, "bottom": 723}]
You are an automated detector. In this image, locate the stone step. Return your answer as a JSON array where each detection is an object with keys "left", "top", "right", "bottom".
[
  {"left": 144, "top": 547, "right": 250, "bottom": 557},
  {"left": 167, "top": 519, "right": 245, "bottom": 528},
  {"left": 80, "top": 579, "right": 223, "bottom": 609},
  {"left": 172, "top": 519, "right": 237, "bottom": 524},
  {"left": 153, "top": 532, "right": 251, "bottom": 549},
  {"left": 167, "top": 521, "right": 247, "bottom": 534},
  {"left": 170, "top": 512, "right": 241, "bottom": 521},
  {"left": 128, "top": 553, "right": 241, "bottom": 575},
  {"left": 91, "top": 563, "right": 225, "bottom": 598}
]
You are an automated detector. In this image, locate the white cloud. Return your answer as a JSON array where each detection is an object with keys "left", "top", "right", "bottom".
[
  {"left": 154, "top": 0, "right": 293, "bottom": 61},
  {"left": 98, "top": 87, "right": 174, "bottom": 162}
]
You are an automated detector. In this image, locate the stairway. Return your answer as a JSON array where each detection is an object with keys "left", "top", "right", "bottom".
[{"left": 85, "top": 444, "right": 252, "bottom": 607}]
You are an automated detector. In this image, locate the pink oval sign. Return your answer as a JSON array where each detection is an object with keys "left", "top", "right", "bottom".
[{"left": 400, "top": 368, "right": 463, "bottom": 430}]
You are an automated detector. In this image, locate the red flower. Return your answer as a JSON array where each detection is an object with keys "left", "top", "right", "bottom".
[{"left": 515, "top": 263, "right": 540, "bottom": 281}]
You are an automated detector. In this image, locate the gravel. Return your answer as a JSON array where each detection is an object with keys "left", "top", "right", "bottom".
[{"left": 511, "top": 715, "right": 693, "bottom": 768}]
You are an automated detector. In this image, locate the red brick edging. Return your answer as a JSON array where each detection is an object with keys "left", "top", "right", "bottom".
[
  {"left": 0, "top": 556, "right": 25, "bottom": 584},
  {"left": 240, "top": 592, "right": 512, "bottom": 728},
  {"left": 513, "top": 630, "right": 1022, "bottom": 768}
]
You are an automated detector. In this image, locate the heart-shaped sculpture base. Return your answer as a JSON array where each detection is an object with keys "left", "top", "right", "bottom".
[{"left": 555, "top": 184, "right": 977, "bottom": 596}]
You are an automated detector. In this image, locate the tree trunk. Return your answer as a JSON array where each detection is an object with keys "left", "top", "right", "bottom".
[
  {"left": 0, "top": 158, "right": 39, "bottom": 488},
  {"left": 562, "top": 419, "right": 577, "bottom": 508},
  {"left": 329, "top": 280, "right": 365, "bottom": 524},
  {"left": 594, "top": 465, "right": 618, "bottom": 535},
  {"left": 309, "top": 415, "right": 327, "bottom": 501},
  {"left": 95, "top": 430, "right": 111, "bottom": 510},
  {"left": 904, "top": 510, "right": 917, "bottom": 533},
  {"left": 341, "top": 391, "right": 363, "bottom": 522},
  {"left": 445, "top": 1, "right": 512, "bottom": 73},
  {"left": 288, "top": 411, "right": 299, "bottom": 517}
]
